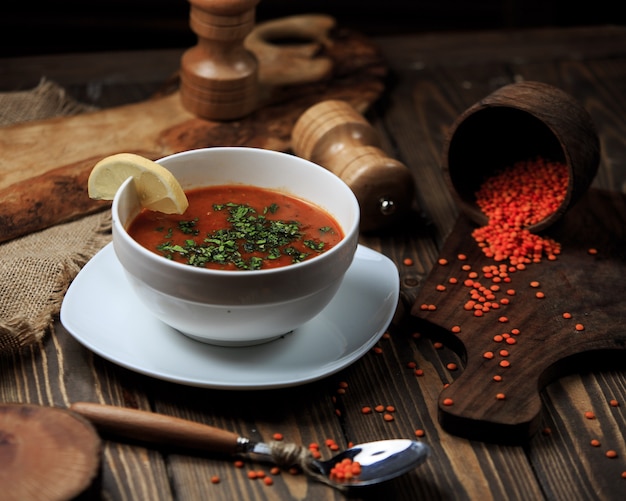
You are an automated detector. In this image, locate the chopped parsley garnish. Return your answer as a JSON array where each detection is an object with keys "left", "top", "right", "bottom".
[
  {"left": 154, "top": 202, "right": 333, "bottom": 270},
  {"left": 178, "top": 218, "right": 200, "bottom": 235}
]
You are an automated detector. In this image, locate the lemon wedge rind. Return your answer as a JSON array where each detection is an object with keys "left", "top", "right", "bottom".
[{"left": 88, "top": 153, "right": 189, "bottom": 214}]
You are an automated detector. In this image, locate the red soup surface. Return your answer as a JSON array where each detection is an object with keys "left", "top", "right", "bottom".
[{"left": 127, "top": 185, "right": 344, "bottom": 270}]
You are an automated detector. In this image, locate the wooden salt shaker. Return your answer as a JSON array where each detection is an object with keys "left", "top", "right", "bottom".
[
  {"left": 180, "top": 0, "right": 260, "bottom": 121},
  {"left": 442, "top": 81, "right": 600, "bottom": 232},
  {"left": 292, "top": 100, "right": 415, "bottom": 232}
]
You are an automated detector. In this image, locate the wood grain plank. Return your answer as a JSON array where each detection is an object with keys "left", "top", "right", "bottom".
[{"left": 2, "top": 26, "right": 626, "bottom": 500}]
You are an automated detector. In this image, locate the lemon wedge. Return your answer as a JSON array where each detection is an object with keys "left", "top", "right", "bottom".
[{"left": 88, "top": 153, "right": 189, "bottom": 214}]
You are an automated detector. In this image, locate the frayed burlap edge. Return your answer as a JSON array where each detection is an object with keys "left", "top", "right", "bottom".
[
  {"left": 0, "top": 78, "right": 97, "bottom": 126},
  {"left": 0, "top": 211, "right": 112, "bottom": 356}
]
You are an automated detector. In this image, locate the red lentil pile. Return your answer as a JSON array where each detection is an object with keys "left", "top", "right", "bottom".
[
  {"left": 472, "top": 157, "right": 568, "bottom": 264},
  {"left": 329, "top": 458, "right": 362, "bottom": 482}
]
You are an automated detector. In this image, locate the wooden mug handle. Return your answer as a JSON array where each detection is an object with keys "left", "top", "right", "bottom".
[{"left": 292, "top": 100, "right": 415, "bottom": 231}]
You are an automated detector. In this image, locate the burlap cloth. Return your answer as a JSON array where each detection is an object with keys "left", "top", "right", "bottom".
[{"left": 0, "top": 79, "right": 112, "bottom": 355}]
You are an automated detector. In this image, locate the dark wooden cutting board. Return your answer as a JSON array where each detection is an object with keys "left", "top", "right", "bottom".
[{"left": 411, "top": 188, "right": 626, "bottom": 444}]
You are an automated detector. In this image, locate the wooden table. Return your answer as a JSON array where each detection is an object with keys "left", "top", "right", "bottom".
[{"left": 2, "top": 25, "right": 626, "bottom": 500}]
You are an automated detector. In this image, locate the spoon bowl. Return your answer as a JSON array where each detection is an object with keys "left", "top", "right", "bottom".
[
  {"left": 312, "top": 439, "right": 429, "bottom": 487},
  {"left": 69, "top": 402, "right": 430, "bottom": 490}
]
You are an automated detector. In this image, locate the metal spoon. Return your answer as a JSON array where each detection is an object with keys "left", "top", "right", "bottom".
[{"left": 70, "top": 402, "right": 429, "bottom": 490}]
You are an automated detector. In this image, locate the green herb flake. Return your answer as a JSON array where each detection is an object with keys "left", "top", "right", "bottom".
[
  {"left": 153, "top": 201, "right": 335, "bottom": 270},
  {"left": 178, "top": 218, "right": 200, "bottom": 235}
]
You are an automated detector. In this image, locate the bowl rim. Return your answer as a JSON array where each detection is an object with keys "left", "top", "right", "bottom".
[{"left": 112, "top": 147, "right": 360, "bottom": 277}]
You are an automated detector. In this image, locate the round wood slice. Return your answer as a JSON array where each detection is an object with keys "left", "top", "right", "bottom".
[{"left": 0, "top": 403, "right": 101, "bottom": 501}]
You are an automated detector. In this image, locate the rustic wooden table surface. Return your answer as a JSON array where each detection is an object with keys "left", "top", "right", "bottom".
[{"left": 2, "top": 25, "right": 626, "bottom": 500}]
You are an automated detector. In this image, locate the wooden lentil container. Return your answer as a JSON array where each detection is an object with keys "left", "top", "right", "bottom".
[{"left": 441, "top": 81, "right": 600, "bottom": 232}]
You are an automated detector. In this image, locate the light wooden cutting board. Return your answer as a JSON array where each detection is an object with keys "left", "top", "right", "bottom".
[{"left": 0, "top": 15, "right": 387, "bottom": 243}]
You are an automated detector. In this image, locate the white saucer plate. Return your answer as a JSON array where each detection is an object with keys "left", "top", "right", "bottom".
[{"left": 60, "top": 243, "right": 399, "bottom": 390}]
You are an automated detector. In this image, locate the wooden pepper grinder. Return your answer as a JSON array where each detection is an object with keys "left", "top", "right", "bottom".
[
  {"left": 180, "top": 0, "right": 260, "bottom": 121},
  {"left": 292, "top": 100, "right": 416, "bottom": 231}
]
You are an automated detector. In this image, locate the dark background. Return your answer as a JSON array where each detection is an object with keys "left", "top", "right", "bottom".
[{"left": 2, "top": 0, "right": 623, "bottom": 57}]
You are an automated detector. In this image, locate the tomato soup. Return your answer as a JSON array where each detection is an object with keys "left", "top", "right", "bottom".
[{"left": 127, "top": 185, "right": 344, "bottom": 270}]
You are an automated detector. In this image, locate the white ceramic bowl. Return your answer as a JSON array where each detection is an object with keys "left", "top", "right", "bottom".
[{"left": 112, "top": 147, "right": 360, "bottom": 346}]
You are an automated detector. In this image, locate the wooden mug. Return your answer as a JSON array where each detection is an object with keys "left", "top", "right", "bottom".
[{"left": 441, "top": 81, "right": 600, "bottom": 232}]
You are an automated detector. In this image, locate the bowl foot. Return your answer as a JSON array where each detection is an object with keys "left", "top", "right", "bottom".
[{"left": 179, "top": 330, "right": 295, "bottom": 347}]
